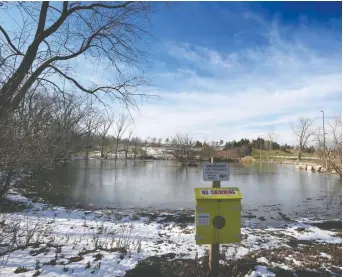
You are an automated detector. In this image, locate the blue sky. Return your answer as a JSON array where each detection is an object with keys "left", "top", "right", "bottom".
[
  {"left": 129, "top": 1, "right": 342, "bottom": 144},
  {"left": 0, "top": 2, "right": 341, "bottom": 145}
]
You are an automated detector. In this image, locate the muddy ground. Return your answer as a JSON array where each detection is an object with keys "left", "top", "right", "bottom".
[{"left": 126, "top": 242, "right": 342, "bottom": 277}]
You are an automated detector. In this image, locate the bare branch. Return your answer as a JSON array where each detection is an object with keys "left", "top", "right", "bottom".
[
  {"left": 48, "top": 4, "right": 63, "bottom": 14},
  {"left": 0, "top": 26, "right": 24, "bottom": 55},
  {"left": 39, "top": 2, "right": 134, "bottom": 42},
  {"left": 0, "top": 1, "right": 152, "bottom": 116}
]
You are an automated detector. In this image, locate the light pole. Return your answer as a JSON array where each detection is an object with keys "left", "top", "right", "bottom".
[{"left": 321, "top": 110, "right": 327, "bottom": 171}]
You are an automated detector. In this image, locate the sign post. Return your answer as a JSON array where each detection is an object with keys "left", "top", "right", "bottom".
[
  {"left": 208, "top": 157, "right": 228, "bottom": 275},
  {"left": 210, "top": 158, "right": 220, "bottom": 275},
  {"left": 196, "top": 161, "right": 241, "bottom": 276}
]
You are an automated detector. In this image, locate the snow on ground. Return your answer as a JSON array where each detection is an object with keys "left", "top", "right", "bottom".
[
  {"left": 265, "top": 223, "right": 342, "bottom": 244},
  {"left": 0, "top": 192, "right": 341, "bottom": 276},
  {"left": 145, "top": 147, "right": 173, "bottom": 159},
  {"left": 320, "top": 252, "right": 332, "bottom": 259},
  {"left": 256, "top": 257, "right": 269, "bottom": 265},
  {"left": 5, "top": 191, "right": 29, "bottom": 203},
  {"left": 245, "top": 265, "right": 276, "bottom": 277}
]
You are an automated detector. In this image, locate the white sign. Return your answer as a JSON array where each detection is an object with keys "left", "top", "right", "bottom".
[
  {"left": 197, "top": 213, "right": 209, "bottom": 226},
  {"left": 203, "top": 162, "right": 229, "bottom": 181},
  {"left": 200, "top": 189, "right": 237, "bottom": 196}
]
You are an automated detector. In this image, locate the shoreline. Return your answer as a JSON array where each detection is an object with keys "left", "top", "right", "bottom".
[
  {"left": 0, "top": 191, "right": 341, "bottom": 277},
  {"left": 252, "top": 159, "right": 340, "bottom": 176},
  {"left": 71, "top": 155, "right": 341, "bottom": 177}
]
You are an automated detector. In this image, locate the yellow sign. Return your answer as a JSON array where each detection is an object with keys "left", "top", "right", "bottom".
[{"left": 194, "top": 187, "right": 242, "bottom": 245}]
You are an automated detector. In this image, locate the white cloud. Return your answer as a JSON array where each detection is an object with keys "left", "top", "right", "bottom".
[
  {"left": 128, "top": 14, "right": 341, "bottom": 145},
  {"left": 60, "top": 10, "right": 341, "bottom": 146}
]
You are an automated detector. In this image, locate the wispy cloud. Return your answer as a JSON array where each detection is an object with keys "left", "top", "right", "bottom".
[{"left": 130, "top": 10, "right": 341, "bottom": 144}]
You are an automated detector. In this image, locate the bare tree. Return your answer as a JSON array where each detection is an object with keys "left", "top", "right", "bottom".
[
  {"left": 315, "top": 126, "right": 325, "bottom": 160},
  {"left": 123, "top": 129, "right": 134, "bottom": 159},
  {"left": 169, "top": 133, "right": 195, "bottom": 165},
  {"left": 265, "top": 131, "right": 276, "bottom": 160},
  {"left": 82, "top": 101, "right": 103, "bottom": 159},
  {"left": 291, "top": 117, "right": 314, "bottom": 161},
  {"left": 327, "top": 117, "right": 342, "bottom": 177},
  {"left": 98, "top": 114, "right": 115, "bottom": 158},
  {"left": 0, "top": 1, "right": 152, "bottom": 117},
  {"left": 113, "top": 113, "right": 131, "bottom": 159},
  {"left": 0, "top": 88, "right": 92, "bottom": 196},
  {"left": 199, "top": 143, "right": 216, "bottom": 161},
  {"left": 131, "top": 136, "right": 142, "bottom": 159}
]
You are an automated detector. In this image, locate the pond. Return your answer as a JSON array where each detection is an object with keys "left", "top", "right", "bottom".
[{"left": 27, "top": 160, "right": 342, "bottom": 223}]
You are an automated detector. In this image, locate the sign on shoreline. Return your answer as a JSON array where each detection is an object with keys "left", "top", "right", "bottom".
[{"left": 203, "top": 162, "right": 229, "bottom": 181}]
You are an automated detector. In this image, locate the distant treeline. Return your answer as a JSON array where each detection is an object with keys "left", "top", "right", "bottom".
[{"left": 223, "top": 138, "right": 315, "bottom": 153}]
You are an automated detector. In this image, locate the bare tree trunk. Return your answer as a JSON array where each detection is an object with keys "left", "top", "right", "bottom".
[
  {"left": 115, "top": 137, "right": 119, "bottom": 160},
  {"left": 85, "top": 132, "right": 92, "bottom": 159},
  {"left": 297, "top": 151, "right": 302, "bottom": 161},
  {"left": 98, "top": 116, "right": 114, "bottom": 158},
  {"left": 100, "top": 139, "right": 105, "bottom": 158},
  {"left": 113, "top": 113, "right": 131, "bottom": 160},
  {"left": 123, "top": 131, "right": 133, "bottom": 159},
  {"left": 85, "top": 147, "right": 89, "bottom": 159},
  {"left": 0, "top": 2, "right": 49, "bottom": 113},
  {"left": 132, "top": 139, "right": 138, "bottom": 159}
]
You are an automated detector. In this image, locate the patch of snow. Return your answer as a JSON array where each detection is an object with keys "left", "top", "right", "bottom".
[
  {"left": 320, "top": 252, "right": 332, "bottom": 259},
  {"left": 257, "top": 257, "right": 269, "bottom": 264},
  {"left": 245, "top": 265, "right": 276, "bottom": 277},
  {"left": 281, "top": 224, "right": 342, "bottom": 244},
  {"left": 291, "top": 258, "right": 302, "bottom": 266},
  {"left": 139, "top": 216, "right": 150, "bottom": 223},
  {"left": 120, "top": 216, "right": 132, "bottom": 223},
  {"left": 5, "top": 192, "right": 30, "bottom": 203},
  {"left": 284, "top": 255, "right": 302, "bottom": 267},
  {"left": 271, "top": 262, "right": 291, "bottom": 270}
]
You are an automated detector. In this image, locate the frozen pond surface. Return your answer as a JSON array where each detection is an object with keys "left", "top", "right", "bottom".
[{"left": 27, "top": 160, "right": 342, "bottom": 222}]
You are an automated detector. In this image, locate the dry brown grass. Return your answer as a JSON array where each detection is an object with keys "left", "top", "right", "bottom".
[{"left": 240, "top": 156, "right": 256, "bottom": 163}]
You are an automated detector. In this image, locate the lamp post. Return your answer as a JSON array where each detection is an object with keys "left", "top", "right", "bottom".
[{"left": 321, "top": 110, "right": 327, "bottom": 171}]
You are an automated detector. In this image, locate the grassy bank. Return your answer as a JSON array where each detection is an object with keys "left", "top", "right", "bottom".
[
  {"left": 251, "top": 148, "right": 319, "bottom": 160},
  {"left": 251, "top": 148, "right": 326, "bottom": 167}
]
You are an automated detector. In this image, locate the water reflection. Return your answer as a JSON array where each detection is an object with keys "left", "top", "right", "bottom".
[{"left": 30, "top": 160, "right": 341, "bottom": 219}]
